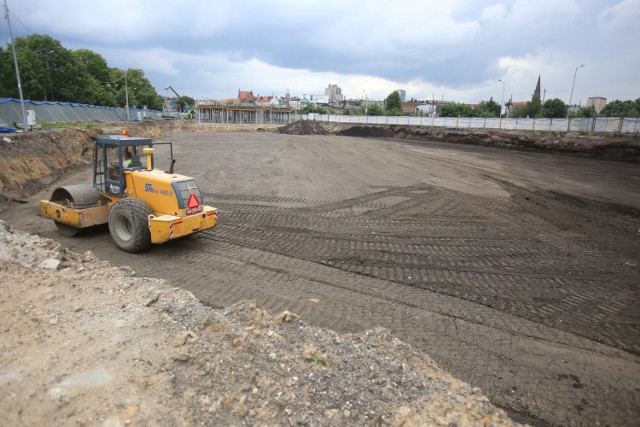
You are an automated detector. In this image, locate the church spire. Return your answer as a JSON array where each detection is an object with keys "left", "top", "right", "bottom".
[{"left": 533, "top": 75, "right": 541, "bottom": 99}]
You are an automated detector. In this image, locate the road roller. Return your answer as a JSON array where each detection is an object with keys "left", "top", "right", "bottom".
[{"left": 39, "top": 134, "right": 217, "bottom": 253}]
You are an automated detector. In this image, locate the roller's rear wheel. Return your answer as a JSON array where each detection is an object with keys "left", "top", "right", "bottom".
[{"left": 108, "top": 198, "right": 152, "bottom": 253}]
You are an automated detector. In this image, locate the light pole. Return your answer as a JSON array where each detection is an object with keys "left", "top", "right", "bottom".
[
  {"left": 498, "top": 79, "right": 505, "bottom": 128},
  {"left": 362, "top": 90, "right": 367, "bottom": 116},
  {"left": 124, "top": 69, "right": 130, "bottom": 121},
  {"left": 567, "top": 64, "right": 585, "bottom": 131},
  {"left": 44, "top": 50, "right": 54, "bottom": 101},
  {"left": 4, "top": 0, "right": 27, "bottom": 131}
]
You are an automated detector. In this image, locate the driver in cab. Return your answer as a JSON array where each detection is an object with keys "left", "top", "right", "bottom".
[{"left": 109, "top": 149, "right": 132, "bottom": 179}]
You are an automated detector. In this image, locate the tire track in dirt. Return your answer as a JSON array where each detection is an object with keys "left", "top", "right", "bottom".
[
  {"left": 196, "top": 183, "right": 640, "bottom": 426},
  {"left": 6, "top": 131, "right": 638, "bottom": 426}
]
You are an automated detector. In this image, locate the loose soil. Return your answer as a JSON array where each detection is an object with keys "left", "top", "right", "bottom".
[
  {"left": 280, "top": 121, "right": 640, "bottom": 163},
  {"left": 1, "top": 122, "right": 639, "bottom": 426},
  {"left": 1, "top": 221, "right": 515, "bottom": 426}
]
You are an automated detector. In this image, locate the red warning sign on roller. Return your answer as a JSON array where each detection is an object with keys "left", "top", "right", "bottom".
[{"left": 186, "top": 193, "right": 202, "bottom": 215}]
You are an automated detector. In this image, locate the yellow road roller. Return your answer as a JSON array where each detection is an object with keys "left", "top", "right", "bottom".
[{"left": 39, "top": 135, "right": 217, "bottom": 252}]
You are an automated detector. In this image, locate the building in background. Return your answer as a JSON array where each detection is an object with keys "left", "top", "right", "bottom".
[
  {"left": 255, "top": 95, "right": 281, "bottom": 107},
  {"left": 397, "top": 89, "right": 406, "bottom": 102},
  {"left": 586, "top": 97, "right": 607, "bottom": 114},
  {"left": 324, "top": 84, "right": 344, "bottom": 104},
  {"left": 237, "top": 90, "right": 256, "bottom": 105},
  {"left": 401, "top": 101, "right": 420, "bottom": 115}
]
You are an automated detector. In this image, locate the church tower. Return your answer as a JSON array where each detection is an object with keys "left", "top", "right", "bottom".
[{"left": 533, "top": 75, "right": 541, "bottom": 99}]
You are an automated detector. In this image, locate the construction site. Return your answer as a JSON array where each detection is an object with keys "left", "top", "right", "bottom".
[{"left": 1, "top": 121, "right": 639, "bottom": 426}]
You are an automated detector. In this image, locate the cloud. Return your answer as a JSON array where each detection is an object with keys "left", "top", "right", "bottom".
[
  {"left": 597, "top": 0, "right": 640, "bottom": 40},
  {"left": 4, "top": 0, "right": 639, "bottom": 103}
]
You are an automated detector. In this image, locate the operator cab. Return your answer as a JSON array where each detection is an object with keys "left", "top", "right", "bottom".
[{"left": 93, "top": 135, "right": 153, "bottom": 196}]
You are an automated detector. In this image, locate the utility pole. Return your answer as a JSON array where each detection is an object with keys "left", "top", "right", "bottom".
[
  {"left": 3, "top": 0, "right": 27, "bottom": 131},
  {"left": 498, "top": 79, "right": 505, "bottom": 128},
  {"left": 124, "top": 69, "right": 130, "bottom": 121},
  {"left": 567, "top": 64, "right": 585, "bottom": 131}
]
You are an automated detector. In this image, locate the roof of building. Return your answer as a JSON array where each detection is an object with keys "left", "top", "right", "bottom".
[
  {"left": 401, "top": 101, "right": 421, "bottom": 112},
  {"left": 238, "top": 90, "right": 256, "bottom": 102}
]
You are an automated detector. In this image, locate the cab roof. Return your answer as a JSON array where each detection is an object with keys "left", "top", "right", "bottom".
[{"left": 94, "top": 135, "right": 153, "bottom": 147}]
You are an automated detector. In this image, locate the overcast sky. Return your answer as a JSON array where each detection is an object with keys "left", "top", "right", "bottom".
[{"left": 4, "top": 0, "right": 639, "bottom": 104}]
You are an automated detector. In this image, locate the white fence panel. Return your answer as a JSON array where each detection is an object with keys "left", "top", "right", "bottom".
[
  {"left": 302, "top": 114, "right": 639, "bottom": 134},
  {"left": 0, "top": 98, "right": 161, "bottom": 127}
]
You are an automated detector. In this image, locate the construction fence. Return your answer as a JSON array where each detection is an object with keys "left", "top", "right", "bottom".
[
  {"left": 306, "top": 114, "right": 640, "bottom": 134},
  {"left": 2, "top": 98, "right": 638, "bottom": 134},
  {"left": 0, "top": 98, "right": 167, "bottom": 127}
]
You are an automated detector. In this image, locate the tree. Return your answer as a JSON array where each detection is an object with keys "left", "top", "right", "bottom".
[
  {"left": 385, "top": 91, "right": 402, "bottom": 112},
  {"left": 527, "top": 93, "right": 542, "bottom": 118},
  {"left": 386, "top": 107, "right": 405, "bottom": 116},
  {"left": 0, "top": 47, "right": 15, "bottom": 97},
  {"left": 579, "top": 105, "right": 597, "bottom": 118},
  {"left": 181, "top": 96, "right": 196, "bottom": 110},
  {"left": 474, "top": 98, "right": 501, "bottom": 117},
  {"left": 0, "top": 34, "right": 164, "bottom": 109},
  {"left": 541, "top": 98, "right": 568, "bottom": 118},
  {"left": 73, "top": 49, "right": 115, "bottom": 106},
  {"left": 105, "top": 68, "right": 163, "bottom": 110},
  {"left": 438, "top": 103, "right": 473, "bottom": 117},
  {"left": 509, "top": 103, "right": 530, "bottom": 118},
  {"left": 0, "top": 34, "right": 63, "bottom": 101},
  {"left": 600, "top": 99, "right": 640, "bottom": 117},
  {"left": 366, "top": 103, "right": 384, "bottom": 116},
  {"left": 300, "top": 104, "right": 327, "bottom": 114},
  {"left": 15, "top": 34, "right": 94, "bottom": 103}
]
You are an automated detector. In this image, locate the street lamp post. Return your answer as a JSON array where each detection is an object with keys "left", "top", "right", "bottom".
[
  {"left": 567, "top": 64, "right": 585, "bottom": 131},
  {"left": 4, "top": 0, "right": 27, "bottom": 131},
  {"left": 362, "top": 90, "right": 368, "bottom": 116},
  {"left": 124, "top": 69, "right": 130, "bottom": 121},
  {"left": 44, "top": 50, "right": 54, "bottom": 101},
  {"left": 498, "top": 79, "right": 505, "bottom": 128}
]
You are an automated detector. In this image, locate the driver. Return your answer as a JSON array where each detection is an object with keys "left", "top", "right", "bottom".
[
  {"left": 123, "top": 150, "right": 132, "bottom": 168},
  {"left": 110, "top": 149, "right": 132, "bottom": 169}
]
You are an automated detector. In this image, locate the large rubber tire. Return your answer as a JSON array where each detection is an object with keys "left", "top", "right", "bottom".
[
  {"left": 55, "top": 221, "right": 81, "bottom": 237},
  {"left": 108, "top": 198, "right": 153, "bottom": 253}
]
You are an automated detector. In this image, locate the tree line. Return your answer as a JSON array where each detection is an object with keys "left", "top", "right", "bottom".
[
  {"left": 302, "top": 91, "right": 406, "bottom": 116},
  {"left": 303, "top": 89, "right": 640, "bottom": 119},
  {"left": 441, "top": 94, "right": 640, "bottom": 119},
  {"left": 0, "top": 34, "right": 165, "bottom": 110}
]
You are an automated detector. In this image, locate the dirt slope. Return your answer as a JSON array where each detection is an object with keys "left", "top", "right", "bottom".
[
  {"left": 280, "top": 122, "right": 640, "bottom": 162},
  {"left": 0, "top": 125, "right": 637, "bottom": 425},
  {"left": 0, "top": 221, "right": 520, "bottom": 426}
]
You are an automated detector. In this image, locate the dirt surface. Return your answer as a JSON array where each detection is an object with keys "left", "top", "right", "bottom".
[
  {"left": 1, "top": 125, "right": 640, "bottom": 426},
  {"left": 1, "top": 221, "right": 521, "bottom": 426},
  {"left": 280, "top": 121, "right": 640, "bottom": 163}
]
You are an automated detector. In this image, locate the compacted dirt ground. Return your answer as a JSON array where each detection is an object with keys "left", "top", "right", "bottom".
[
  {"left": 1, "top": 221, "right": 516, "bottom": 426},
  {"left": 1, "top": 124, "right": 640, "bottom": 426}
]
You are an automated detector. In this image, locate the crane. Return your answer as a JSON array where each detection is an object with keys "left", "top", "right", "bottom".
[{"left": 165, "top": 85, "right": 195, "bottom": 119}]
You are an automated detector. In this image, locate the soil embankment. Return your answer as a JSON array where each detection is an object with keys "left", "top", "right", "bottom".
[
  {"left": 0, "top": 121, "right": 278, "bottom": 201},
  {"left": 280, "top": 121, "right": 640, "bottom": 163},
  {"left": 2, "top": 120, "right": 638, "bottom": 202}
]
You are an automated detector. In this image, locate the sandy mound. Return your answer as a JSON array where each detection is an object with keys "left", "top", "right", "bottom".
[{"left": 279, "top": 121, "right": 329, "bottom": 135}]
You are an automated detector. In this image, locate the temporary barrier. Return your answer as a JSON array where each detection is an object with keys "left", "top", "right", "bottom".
[
  {"left": 304, "top": 113, "right": 640, "bottom": 134},
  {"left": 3, "top": 97, "right": 638, "bottom": 134},
  {"left": 0, "top": 98, "right": 164, "bottom": 127}
]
